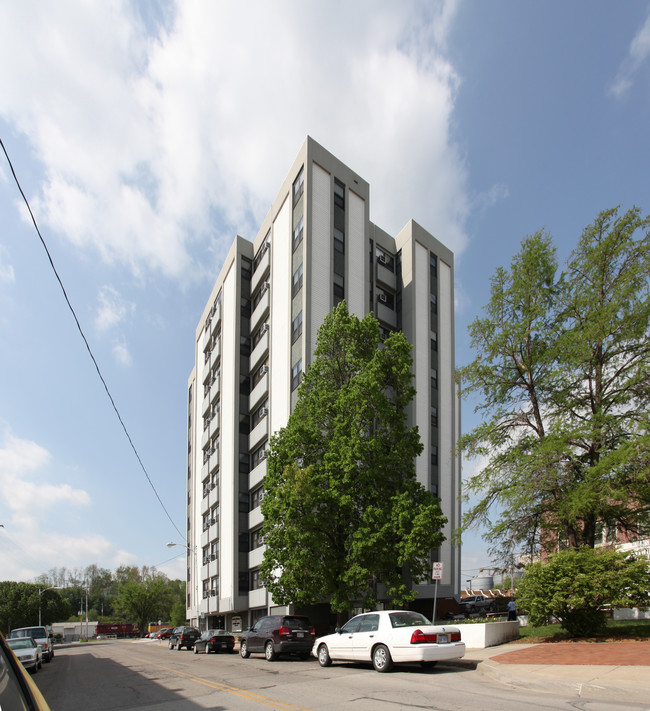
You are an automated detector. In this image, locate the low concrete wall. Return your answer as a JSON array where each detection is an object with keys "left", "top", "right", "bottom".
[
  {"left": 456, "top": 620, "right": 520, "bottom": 649},
  {"left": 613, "top": 607, "right": 650, "bottom": 620}
]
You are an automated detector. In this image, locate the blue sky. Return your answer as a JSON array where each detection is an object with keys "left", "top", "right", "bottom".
[{"left": 1, "top": 0, "right": 649, "bottom": 586}]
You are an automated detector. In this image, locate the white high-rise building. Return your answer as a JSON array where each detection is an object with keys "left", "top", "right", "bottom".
[{"left": 186, "top": 137, "right": 460, "bottom": 630}]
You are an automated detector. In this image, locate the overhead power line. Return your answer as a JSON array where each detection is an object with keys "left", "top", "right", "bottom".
[{"left": 1, "top": 137, "right": 184, "bottom": 542}]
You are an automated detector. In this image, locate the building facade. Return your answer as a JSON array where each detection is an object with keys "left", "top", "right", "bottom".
[{"left": 186, "top": 137, "right": 461, "bottom": 630}]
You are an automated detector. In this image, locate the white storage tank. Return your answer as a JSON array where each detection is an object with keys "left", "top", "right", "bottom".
[{"left": 469, "top": 575, "right": 493, "bottom": 591}]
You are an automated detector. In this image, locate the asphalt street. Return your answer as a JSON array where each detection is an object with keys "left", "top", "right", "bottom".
[{"left": 32, "top": 640, "right": 650, "bottom": 711}]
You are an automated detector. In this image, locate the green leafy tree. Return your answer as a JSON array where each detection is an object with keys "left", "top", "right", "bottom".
[
  {"left": 114, "top": 574, "right": 173, "bottom": 636},
  {"left": 0, "top": 582, "right": 71, "bottom": 634},
  {"left": 458, "top": 207, "right": 650, "bottom": 559},
  {"left": 260, "top": 302, "right": 446, "bottom": 620},
  {"left": 516, "top": 547, "right": 650, "bottom": 636}
]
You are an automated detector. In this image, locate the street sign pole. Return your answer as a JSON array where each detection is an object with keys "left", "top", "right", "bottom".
[{"left": 431, "top": 562, "right": 444, "bottom": 623}]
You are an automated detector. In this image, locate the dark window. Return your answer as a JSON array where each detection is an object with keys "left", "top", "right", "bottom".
[
  {"left": 251, "top": 441, "right": 268, "bottom": 468},
  {"left": 250, "top": 485, "right": 264, "bottom": 509},
  {"left": 252, "top": 360, "right": 269, "bottom": 388},
  {"left": 292, "top": 263, "right": 303, "bottom": 297},
  {"left": 430, "top": 253, "right": 438, "bottom": 280},
  {"left": 376, "top": 289, "right": 395, "bottom": 310},
  {"left": 431, "top": 407, "right": 438, "bottom": 427},
  {"left": 431, "top": 333, "right": 438, "bottom": 352},
  {"left": 293, "top": 167, "right": 304, "bottom": 206},
  {"left": 431, "top": 369, "right": 438, "bottom": 392},
  {"left": 251, "top": 400, "right": 268, "bottom": 429},
  {"left": 292, "top": 215, "right": 304, "bottom": 251},
  {"left": 291, "top": 311, "right": 303, "bottom": 343},
  {"left": 333, "top": 273, "right": 344, "bottom": 304},
  {"left": 376, "top": 248, "right": 395, "bottom": 272},
  {"left": 253, "top": 232, "right": 271, "bottom": 272},
  {"left": 334, "top": 228, "right": 345, "bottom": 254},
  {"left": 334, "top": 179, "right": 345, "bottom": 209},
  {"left": 252, "top": 322, "right": 269, "bottom": 349},
  {"left": 241, "top": 257, "right": 252, "bottom": 281},
  {"left": 250, "top": 569, "right": 263, "bottom": 590},
  {"left": 431, "top": 445, "right": 438, "bottom": 466},
  {"left": 250, "top": 528, "right": 264, "bottom": 550},
  {"left": 252, "top": 281, "right": 269, "bottom": 310},
  {"left": 291, "top": 359, "right": 302, "bottom": 391}
]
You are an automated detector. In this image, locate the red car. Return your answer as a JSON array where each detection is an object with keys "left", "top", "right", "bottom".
[{"left": 155, "top": 628, "right": 172, "bottom": 639}]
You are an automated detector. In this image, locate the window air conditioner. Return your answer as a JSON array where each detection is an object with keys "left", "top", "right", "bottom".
[
  {"left": 260, "top": 407, "right": 269, "bottom": 416},
  {"left": 210, "top": 554, "right": 216, "bottom": 561},
  {"left": 261, "top": 365, "right": 269, "bottom": 374},
  {"left": 378, "top": 254, "right": 387, "bottom": 265},
  {"left": 260, "top": 451, "right": 269, "bottom": 460},
  {"left": 378, "top": 293, "right": 387, "bottom": 303},
  {"left": 262, "top": 323, "right": 270, "bottom": 333},
  {"left": 210, "top": 589, "right": 217, "bottom": 596}
]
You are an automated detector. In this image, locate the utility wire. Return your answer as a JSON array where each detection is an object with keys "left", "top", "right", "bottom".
[{"left": 1, "top": 137, "right": 184, "bottom": 541}]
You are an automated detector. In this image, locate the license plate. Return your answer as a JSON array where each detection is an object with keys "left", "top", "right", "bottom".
[
  {"left": 437, "top": 634, "right": 448, "bottom": 644},
  {"left": 297, "top": 632, "right": 304, "bottom": 638}
]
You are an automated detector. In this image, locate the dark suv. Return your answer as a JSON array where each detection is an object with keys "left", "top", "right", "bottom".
[
  {"left": 239, "top": 615, "right": 315, "bottom": 661},
  {"left": 168, "top": 626, "right": 200, "bottom": 651}
]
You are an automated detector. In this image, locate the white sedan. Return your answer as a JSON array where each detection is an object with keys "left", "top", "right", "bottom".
[
  {"left": 7, "top": 637, "right": 42, "bottom": 674},
  {"left": 312, "top": 610, "right": 465, "bottom": 672}
]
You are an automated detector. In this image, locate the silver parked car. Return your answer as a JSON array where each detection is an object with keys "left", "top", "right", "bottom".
[
  {"left": 8, "top": 627, "right": 54, "bottom": 663},
  {"left": 7, "top": 637, "right": 42, "bottom": 673}
]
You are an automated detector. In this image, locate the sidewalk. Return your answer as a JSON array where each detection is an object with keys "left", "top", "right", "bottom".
[{"left": 444, "top": 641, "right": 650, "bottom": 705}]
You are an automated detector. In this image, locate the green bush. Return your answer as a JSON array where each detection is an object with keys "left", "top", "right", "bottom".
[{"left": 516, "top": 547, "right": 650, "bottom": 637}]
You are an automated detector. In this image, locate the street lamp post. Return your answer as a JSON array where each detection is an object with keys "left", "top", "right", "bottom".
[
  {"left": 38, "top": 586, "right": 63, "bottom": 627},
  {"left": 167, "top": 541, "right": 198, "bottom": 626}
]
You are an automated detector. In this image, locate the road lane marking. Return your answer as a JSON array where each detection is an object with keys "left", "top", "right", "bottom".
[{"left": 127, "top": 654, "right": 313, "bottom": 711}]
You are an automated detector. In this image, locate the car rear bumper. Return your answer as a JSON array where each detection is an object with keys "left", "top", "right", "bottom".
[
  {"left": 277, "top": 640, "right": 314, "bottom": 654},
  {"left": 390, "top": 641, "right": 466, "bottom": 663}
]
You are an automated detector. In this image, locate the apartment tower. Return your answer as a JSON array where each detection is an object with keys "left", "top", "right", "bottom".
[{"left": 186, "top": 137, "right": 460, "bottom": 630}]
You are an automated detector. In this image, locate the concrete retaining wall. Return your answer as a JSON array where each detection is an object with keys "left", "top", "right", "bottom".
[
  {"left": 613, "top": 607, "right": 650, "bottom": 620},
  {"left": 456, "top": 620, "right": 520, "bottom": 649}
]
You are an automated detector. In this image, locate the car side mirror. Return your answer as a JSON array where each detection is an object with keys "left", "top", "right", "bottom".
[{"left": 335, "top": 627, "right": 342, "bottom": 634}]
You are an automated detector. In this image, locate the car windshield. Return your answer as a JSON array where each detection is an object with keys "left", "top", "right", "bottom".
[
  {"left": 9, "top": 628, "right": 45, "bottom": 639},
  {"left": 8, "top": 639, "right": 34, "bottom": 650},
  {"left": 389, "top": 612, "right": 431, "bottom": 628},
  {"left": 283, "top": 617, "right": 310, "bottom": 630}
]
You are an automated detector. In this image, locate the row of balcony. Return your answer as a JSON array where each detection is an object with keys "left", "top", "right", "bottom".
[{"left": 202, "top": 302, "right": 222, "bottom": 350}]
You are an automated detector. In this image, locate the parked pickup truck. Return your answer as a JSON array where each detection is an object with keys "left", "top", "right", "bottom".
[{"left": 459, "top": 595, "right": 494, "bottom": 613}]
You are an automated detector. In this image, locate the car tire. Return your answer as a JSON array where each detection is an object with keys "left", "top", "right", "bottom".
[
  {"left": 317, "top": 644, "right": 332, "bottom": 667},
  {"left": 264, "top": 641, "right": 277, "bottom": 661},
  {"left": 176, "top": 642, "right": 182, "bottom": 650},
  {"left": 372, "top": 644, "right": 393, "bottom": 673},
  {"left": 193, "top": 645, "right": 199, "bottom": 654},
  {"left": 420, "top": 660, "right": 438, "bottom": 670},
  {"left": 240, "top": 640, "right": 250, "bottom": 658},
  {"left": 44, "top": 654, "right": 51, "bottom": 664},
  {"left": 168, "top": 641, "right": 174, "bottom": 650}
]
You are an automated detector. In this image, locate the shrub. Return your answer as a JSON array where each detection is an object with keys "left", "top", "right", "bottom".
[{"left": 516, "top": 547, "right": 650, "bottom": 637}]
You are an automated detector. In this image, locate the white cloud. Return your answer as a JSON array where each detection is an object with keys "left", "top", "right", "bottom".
[
  {"left": 95, "top": 286, "right": 134, "bottom": 333},
  {"left": 0, "top": 433, "right": 91, "bottom": 523},
  {"left": 112, "top": 339, "right": 133, "bottom": 367},
  {"left": 0, "top": 430, "right": 140, "bottom": 580},
  {"left": 0, "top": 0, "right": 468, "bottom": 282},
  {"left": 610, "top": 8, "right": 650, "bottom": 97},
  {"left": 0, "top": 246, "right": 15, "bottom": 284}
]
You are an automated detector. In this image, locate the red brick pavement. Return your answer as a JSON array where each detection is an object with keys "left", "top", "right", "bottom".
[{"left": 491, "top": 641, "right": 650, "bottom": 666}]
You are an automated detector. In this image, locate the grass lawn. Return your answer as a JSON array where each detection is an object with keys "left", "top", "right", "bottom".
[{"left": 518, "top": 618, "right": 650, "bottom": 643}]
